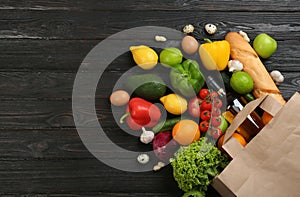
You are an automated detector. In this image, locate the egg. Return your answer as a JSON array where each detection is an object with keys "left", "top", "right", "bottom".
[
  {"left": 181, "top": 35, "right": 199, "bottom": 55},
  {"left": 110, "top": 90, "right": 130, "bottom": 106}
]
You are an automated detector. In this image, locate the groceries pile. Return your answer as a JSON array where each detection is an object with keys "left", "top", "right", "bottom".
[{"left": 109, "top": 24, "right": 284, "bottom": 196}]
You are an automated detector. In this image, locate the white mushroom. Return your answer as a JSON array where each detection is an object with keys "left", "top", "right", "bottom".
[
  {"left": 140, "top": 127, "right": 154, "bottom": 144},
  {"left": 270, "top": 70, "right": 284, "bottom": 85},
  {"left": 155, "top": 35, "right": 167, "bottom": 42},
  {"left": 183, "top": 24, "right": 194, "bottom": 34},
  {"left": 228, "top": 60, "right": 244, "bottom": 72},
  {"left": 137, "top": 153, "right": 150, "bottom": 164},
  {"left": 239, "top": 31, "right": 250, "bottom": 42},
  {"left": 205, "top": 24, "right": 217, "bottom": 35}
]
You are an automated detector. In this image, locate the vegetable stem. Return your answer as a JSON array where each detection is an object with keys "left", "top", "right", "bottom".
[
  {"left": 203, "top": 38, "right": 213, "bottom": 43},
  {"left": 119, "top": 112, "right": 130, "bottom": 124}
]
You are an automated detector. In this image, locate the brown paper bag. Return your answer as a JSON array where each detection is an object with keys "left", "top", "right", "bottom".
[{"left": 212, "top": 92, "right": 300, "bottom": 196}]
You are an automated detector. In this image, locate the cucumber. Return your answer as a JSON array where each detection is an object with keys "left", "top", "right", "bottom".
[
  {"left": 152, "top": 116, "right": 187, "bottom": 134},
  {"left": 126, "top": 73, "right": 166, "bottom": 100}
]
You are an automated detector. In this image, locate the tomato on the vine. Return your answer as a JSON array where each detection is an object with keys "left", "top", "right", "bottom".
[
  {"left": 210, "top": 91, "right": 219, "bottom": 100},
  {"left": 201, "top": 99, "right": 212, "bottom": 111},
  {"left": 211, "top": 108, "right": 221, "bottom": 117},
  {"left": 211, "top": 116, "right": 222, "bottom": 127},
  {"left": 199, "top": 88, "right": 210, "bottom": 99},
  {"left": 199, "top": 121, "right": 209, "bottom": 132},
  {"left": 212, "top": 98, "right": 223, "bottom": 109},
  {"left": 210, "top": 127, "right": 223, "bottom": 139},
  {"left": 200, "top": 110, "right": 211, "bottom": 121}
]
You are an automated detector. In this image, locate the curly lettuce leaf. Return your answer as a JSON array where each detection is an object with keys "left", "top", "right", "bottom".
[{"left": 170, "top": 137, "right": 229, "bottom": 195}]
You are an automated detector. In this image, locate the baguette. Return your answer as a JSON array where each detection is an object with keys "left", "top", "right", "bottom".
[{"left": 225, "top": 32, "right": 286, "bottom": 105}]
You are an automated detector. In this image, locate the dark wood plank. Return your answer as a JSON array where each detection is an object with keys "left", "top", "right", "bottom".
[
  {"left": 0, "top": 159, "right": 182, "bottom": 196},
  {"left": 0, "top": 39, "right": 97, "bottom": 72},
  {"left": 1, "top": 39, "right": 300, "bottom": 72},
  {"left": 0, "top": 128, "right": 89, "bottom": 159},
  {"left": 0, "top": 0, "right": 299, "bottom": 11},
  {"left": 0, "top": 127, "right": 155, "bottom": 159},
  {"left": 0, "top": 10, "right": 300, "bottom": 40}
]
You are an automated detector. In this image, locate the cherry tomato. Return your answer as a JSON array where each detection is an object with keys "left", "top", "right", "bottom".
[
  {"left": 201, "top": 99, "right": 212, "bottom": 111},
  {"left": 212, "top": 98, "right": 223, "bottom": 109},
  {"left": 211, "top": 108, "right": 221, "bottom": 117},
  {"left": 211, "top": 116, "right": 222, "bottom": 127},
  {"left": 210, "top": 127, "right": 223, "bottom": 139},
  {"left": 200, "top": 110, "right": 211, "bottom": 121},
  {"left": 199, "top": 88, "right": 210, "bottom": 99},
  {"left": 199, "top": 120, "right": 209, "bottom": 132},
  {"left": 210, "top": 91, "right": 219, "bottom": 100}
]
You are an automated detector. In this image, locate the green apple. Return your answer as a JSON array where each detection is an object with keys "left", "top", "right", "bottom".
[
  {"left": 253, "top": 33, "right": 277, "bottom": 59},
  {"left": 218, "top": 115, "right": 228, "bottom": 134}
]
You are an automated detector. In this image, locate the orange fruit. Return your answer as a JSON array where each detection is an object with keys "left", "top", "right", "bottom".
[
  {"left": 172, "top": 119, "right": 200, "bottom": 146},
  {"left": 217, "top": 132, "right": 247, "bottom": 151},
  {"left": 262, "top": 111, "right": 273, "bottom": 125},
  {"left": 232, "top": 133, "right": 247, "bottom": 147}
]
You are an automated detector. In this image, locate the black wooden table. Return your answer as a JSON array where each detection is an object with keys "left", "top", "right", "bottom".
[{"left": 1, "top": 1, "right": 300, "bottom": 196}]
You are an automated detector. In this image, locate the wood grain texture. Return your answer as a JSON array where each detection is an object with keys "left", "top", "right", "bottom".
[
  {"left": 0, "top": 0, "right": 299, "bottom": 11},
  {"left": 0, "top": 10, "right": 300, "bottom": 40},
  {"left": 0, "top": 0, "right": 300, "bottom": 196}
]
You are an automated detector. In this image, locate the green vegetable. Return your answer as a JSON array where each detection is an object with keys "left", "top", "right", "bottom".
[
  {"left": 182, "top": 190, "right": 205, "bottom": 197},
  {"left": 170, "top": 59, "right": 205, "bottom": 97},
  {"left": 243, "top": 92, "right": 255, "bottom": 102},
  {"left": 170, "top": 137, "right": 229, "bottom": 195},
  {"left": 152, "top": 116, "right": 186, "bottom": 134},
  {"left": 126, "top": 73, "right": 166, "bottom": 100},
  {"left": 159, "top": 47, "right": 183, "bottom": 67}
]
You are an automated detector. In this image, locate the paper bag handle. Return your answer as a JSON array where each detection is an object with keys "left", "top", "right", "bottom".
[{"left": 223, "top": 95, "right": 283, "bottom": 145}]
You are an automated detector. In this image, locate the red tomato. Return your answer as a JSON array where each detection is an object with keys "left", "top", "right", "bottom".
[
  {"left": 211, "top": 108, "right": 221, "bottom": 117},
  {"left": 199, "top": 88, "right": 210, "bottom": 99},
  {"left": 199, "top": 120, "right": 209, "bottom": 132},
  {"left": 211, "top": 116, "right": 222, "bottom": 127},
  {"left": 201, "top": 99, "right": 212, "bottom": 111},
  {"left": 210, "top": 127, "right": 223, "bottom": 139},
  {"left": 188, "top": 97, "right": 202, "bottom": 118},
  {"left": 200, "top": 110, "right": 211, "bottom": 121},
  {"left": 212, "top": 98, "right": 223, "bottom": 109},
  {"left": 210, "top": 91, "right": 219, "bottom": 100}
]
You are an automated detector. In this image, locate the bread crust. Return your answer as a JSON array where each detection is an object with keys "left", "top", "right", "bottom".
[{"left": 225, "top": 32, "right": 286, "bottom": 105}]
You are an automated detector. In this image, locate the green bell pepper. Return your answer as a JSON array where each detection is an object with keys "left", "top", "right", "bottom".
[{"left": 170, "top": 59, "right": 205, "bottom": 97}]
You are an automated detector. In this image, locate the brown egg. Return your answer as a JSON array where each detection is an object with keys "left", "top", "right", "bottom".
[
  {"left": 110, "top": 90, "right": 130, "bottom": 106},
  {"left": 181, "top": 35, "right": 199, "bottom": 55}
]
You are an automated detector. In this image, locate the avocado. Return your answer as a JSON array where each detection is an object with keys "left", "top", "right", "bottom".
[{"left": 126, "top": 73, "right": 167, "bottom": 100}]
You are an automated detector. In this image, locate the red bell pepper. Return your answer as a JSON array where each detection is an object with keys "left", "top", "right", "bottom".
[{"left": 120, "top": 97, "right": 161, "bottom": 130}]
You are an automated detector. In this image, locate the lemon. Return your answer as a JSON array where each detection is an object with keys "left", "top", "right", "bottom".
[
  {"left": 130, "top": 45, "right": 158, "bottom": 70},
  {"left": 160, "top": 93, "right": 187, "bottom": 115},
  {"left": 230, "top": 71, "right": 254, "bottom": 94}
]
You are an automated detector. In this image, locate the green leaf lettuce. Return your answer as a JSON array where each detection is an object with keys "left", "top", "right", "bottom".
[{"left": 170, "top": 137, "right": 229, "bottom": 195}]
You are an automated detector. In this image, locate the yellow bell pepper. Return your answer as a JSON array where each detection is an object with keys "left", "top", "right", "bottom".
[{"left": 199, "top": 39, "right": 230, "bottom": 71}]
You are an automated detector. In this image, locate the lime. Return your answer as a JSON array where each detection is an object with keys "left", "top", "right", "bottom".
[
  {"left": 159, "top": 47, "right": 183, "bottom": 67},
  {"left": 230, "top": 71, "right": 254, "bottom": 94}
]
